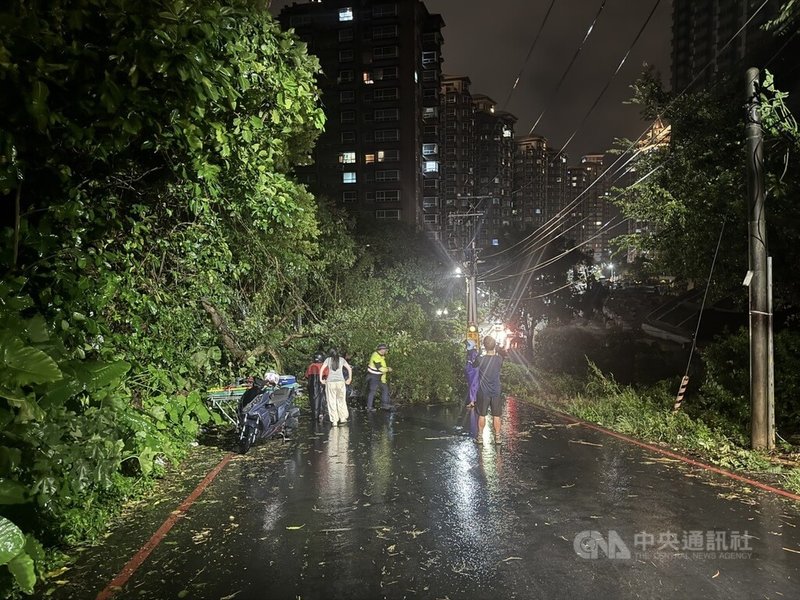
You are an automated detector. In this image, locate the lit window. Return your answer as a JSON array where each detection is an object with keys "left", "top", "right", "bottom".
[
  {"left": 365, "top": 153, "right": 375, "bottom": 164},
  {"left": 339, "top": 7, "right": 354, "bottom": 21},
  {"left": 343, "top": 172, "right": 357, "bottom": 183},
  {"left": 423, "top": 161, "right": 439, "bottom": 173},
  {"left": 422, "top": 143, "right": 438, "bottom": 155},
  {"left": 502, "top": 127, "right": 512, "bottom": 138},
  {"left": 339, "top": 151, "right": 356, "bottom": 164},
  {"left": 363, "top": 71, "right": 374, "bottom": 85}
]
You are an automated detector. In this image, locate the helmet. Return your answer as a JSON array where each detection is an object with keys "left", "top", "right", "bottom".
[
  {"left": 313, "top": 352, "right": 324, "bottom": 363},
  {"left": 376, "top": 343, "right": 388, "bottom": 351}
]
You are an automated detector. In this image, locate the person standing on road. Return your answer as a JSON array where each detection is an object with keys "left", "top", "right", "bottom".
[
  {"left": 465, "top": 339, "right": 479, "bottom": 407},
  {"left": 464, "top": 339, "right": 479, "bottom": 436},
  {"left": 320, "top": 348, "right": 352, "bottom": 426},
  {"left": 365, "top": 343, "right": 393, "bottom": 411},
  {"left": 474, "top": 335, "right": 506, "bottom": 445},
  {"left": 305, "top": 351, "right": 326, "bottom": 422}
]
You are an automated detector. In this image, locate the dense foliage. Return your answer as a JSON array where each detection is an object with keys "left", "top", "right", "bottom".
[
  {"left": 612, "top": 68, "right": 800, "bottom": 305},
  {"left": 0, "top": 0, "right": 330, "bottom": 594},
  {"left": 0, "top": 4, "right": 465, "bottom": 595}
]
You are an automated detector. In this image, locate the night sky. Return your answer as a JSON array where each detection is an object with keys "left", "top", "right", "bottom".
[{"left": 269, "top": 0, "right": 673, "bottom": 162}]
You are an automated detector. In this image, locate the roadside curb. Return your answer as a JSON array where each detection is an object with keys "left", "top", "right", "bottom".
[
  {"left": 533, "top": 402, "right": 800, "bottom": 503},
  {"left": 95, "top": 452, "right": 235, "bottom": 600}
]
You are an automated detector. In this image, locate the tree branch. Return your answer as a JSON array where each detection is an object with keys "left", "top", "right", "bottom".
[{"left": 200, "top": 299, "right": 247, "bottom": 362}]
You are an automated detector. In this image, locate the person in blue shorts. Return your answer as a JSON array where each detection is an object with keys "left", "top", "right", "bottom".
[{"left": 474, "top": 335, "right": 506, "bottom": 445}]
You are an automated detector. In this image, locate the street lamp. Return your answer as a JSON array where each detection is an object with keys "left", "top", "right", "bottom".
[{"left": 606, "top": 263, "right": 615, "bottom": 284}]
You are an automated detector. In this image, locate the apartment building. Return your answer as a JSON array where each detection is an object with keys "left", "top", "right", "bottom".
[{"left": 278, "top": 0, "right": 444, "bottom": 226}]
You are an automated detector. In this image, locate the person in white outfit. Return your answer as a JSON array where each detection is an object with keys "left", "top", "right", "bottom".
[{"left": 320, "top": 348, "right": 352, "bottom": 425}]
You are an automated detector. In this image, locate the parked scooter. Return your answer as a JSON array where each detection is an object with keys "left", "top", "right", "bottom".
[{"left": 236, "top": 373, "right": 300, "bottom": 453}]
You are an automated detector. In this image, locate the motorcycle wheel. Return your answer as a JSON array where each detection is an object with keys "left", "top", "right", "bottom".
[{"left": 239, "top": 424, "right": 256, "bottom": 454}]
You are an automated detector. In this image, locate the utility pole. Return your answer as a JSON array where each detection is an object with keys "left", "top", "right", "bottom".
[
  {"left": 745, "top": 67, "right": 773, "bottom": 451},
  {"left": 449, "top": 195, "right": 490, "bottom": 346}
]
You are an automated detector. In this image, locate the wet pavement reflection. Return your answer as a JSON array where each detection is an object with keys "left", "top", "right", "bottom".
[{"left": 42, "top": 401, "right": 800, "bottom": 600}]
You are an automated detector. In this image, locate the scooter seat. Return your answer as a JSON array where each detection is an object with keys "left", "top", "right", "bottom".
[{"left": 268, "top": 386, "right": 293, "bottom": 408}]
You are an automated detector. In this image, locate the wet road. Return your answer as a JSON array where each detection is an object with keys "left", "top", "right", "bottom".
[{"left": 44, "top": 401, "right": 800, "bottom": 599}]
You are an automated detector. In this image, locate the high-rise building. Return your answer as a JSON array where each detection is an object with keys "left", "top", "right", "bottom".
[
  {"left": 472, "top": 94, "right": 516, "bottom": 250},
  {"left": 513, "top": 135, "right": 548, "bottom": 230},
  {"left": 671, "top": 0, "right": 781, "bottom": 93},
  {"left": 546, "top": 148, "right": 568, "bottom": 235},
  {"left": 278, "top": 0, "right": 444, "bottom": 227},
  {"left": 439, "top": 75, "right": 475, "bottom": 251}
]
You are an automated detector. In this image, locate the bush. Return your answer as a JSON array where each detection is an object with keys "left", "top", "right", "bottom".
[{"left": 698, "top": 327, "right": 800, "bottom": 437}]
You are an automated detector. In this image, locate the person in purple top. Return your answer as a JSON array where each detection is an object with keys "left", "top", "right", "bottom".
[
  {"left": 465, "top": 339, "right": 479, "bottom": 406},
  {"left": 464, "top": 339, "right": 479, "bottom": 436},
  {"left": 474, "top": 335, "right": 506, "bottom": 445}
]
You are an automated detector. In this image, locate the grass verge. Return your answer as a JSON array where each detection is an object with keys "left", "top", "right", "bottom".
[{"left": 503, "top": 361, "right": 800, "bottom": 496}]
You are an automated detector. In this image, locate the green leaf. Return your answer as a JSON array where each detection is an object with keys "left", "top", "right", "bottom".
[
  {"left": 0, "top": 447, "right": 22, "bottom": 476},
  {"left": 7, "top": 550, "right": 36, "bottom": 593},
  {"left": 0, "top": 335, "right": 62, "bottom": 386},
  {"left": 0, "top": 516, "right": 25, "bottom": 565},
  {"left": 76, "top": 360, "right": 131, "bottom": 391},
  {"left": 40, "top": 379, "right": 83, "bottom": 408},
  {"left": 23, "top": 315, "right": 49, "bottom": 344},
  {"left": 0, "top": 479, "right": 28, "bottom": 505}
]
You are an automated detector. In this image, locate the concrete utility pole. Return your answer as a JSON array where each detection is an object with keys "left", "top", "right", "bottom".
[
  {"left": 450, "top": 196, "right": 490, "bottom": 346},
  {"left": 745, "top": 67, "right": 773, "bottom": 451}
]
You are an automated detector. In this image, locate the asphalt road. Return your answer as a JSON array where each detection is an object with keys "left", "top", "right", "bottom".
[{"left": 41, "top": 401, "right": 800, "bottom": 600}]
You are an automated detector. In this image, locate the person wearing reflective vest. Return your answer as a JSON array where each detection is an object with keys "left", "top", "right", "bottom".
[{"left": 365, "top": 343, "right": 393, "bottom": 411}]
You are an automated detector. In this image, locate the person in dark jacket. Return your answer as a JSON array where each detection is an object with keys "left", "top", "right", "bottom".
[
  {"left": 474, "top": 335, "right": 506, "bottom": 445},
  {"left": 305, "top": 352, "right": 327, "bottom": 422}
]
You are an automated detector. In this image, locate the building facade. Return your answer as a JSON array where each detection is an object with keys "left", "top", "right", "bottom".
[
  {"left": 438, "top": 75, "right": 476, "bottom": 250},
  {"left": 472, "top": 94, "right": 516, "bottom": 250},
  {"left": 513, "top": 135, "right": 548, "bottom": 231},
  {"left": 671, "top": 0, "right": 781, "bottom": 92},
  {"left": 278, "top": 0, "right": 444, "bottom": 227}
]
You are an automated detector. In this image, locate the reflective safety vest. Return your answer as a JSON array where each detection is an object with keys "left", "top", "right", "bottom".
[{"left": 367, "top": 351, "right": 389, "bottom": 383}]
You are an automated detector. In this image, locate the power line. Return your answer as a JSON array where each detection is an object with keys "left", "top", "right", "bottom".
[
  {"left": 529, "top": 0, "right": 608, "bottom": 135},
  {"left": 501, "top": 0, "right": 559, "bottom": 111},
  {"left": 555, "top": 0, "right": 664, "bottom": 156},
  {"left": 481, "top": 0, "right": 772, "bottom": 272}
]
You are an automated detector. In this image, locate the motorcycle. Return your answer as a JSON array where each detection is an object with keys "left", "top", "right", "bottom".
[{"left": 236, "top": 374, "right": 300, "bottom": 453}]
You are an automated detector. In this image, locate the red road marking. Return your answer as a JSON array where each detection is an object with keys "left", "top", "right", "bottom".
[
  {"left": 96, "top": 452, "right": 235, "bottom": 600},
  {"left": 548, "top": 408, "right": 800, "bottom": 503}
]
